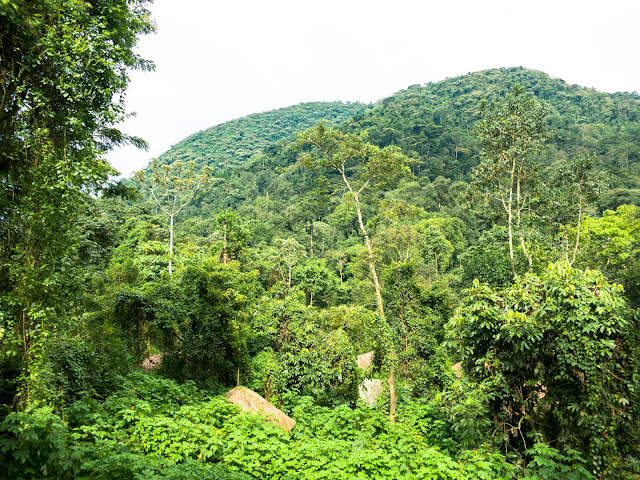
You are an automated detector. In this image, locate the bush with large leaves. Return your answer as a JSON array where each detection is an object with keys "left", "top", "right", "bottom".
[{"left": 447, "top": 262, "right": 640, "bottom": 477}]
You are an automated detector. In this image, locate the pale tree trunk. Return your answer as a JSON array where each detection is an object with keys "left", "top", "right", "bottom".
[
  {"left": 516, "top": 172, "right": 533, "bottom": 270},
  {"left": 570, "top": 189, "right": 583, "bottom": 266},
  {"left": 353, "top": 191, "right": 397, "bottom": 423},
  {"left": 169, "top": 214, "right": 174, "bottom": 276},
  {"left": 505, "top": 154, "right": 517, "bottom": 277},
  {"left": 221, "top": 223, "right": 229, "bottom": 264},
  {"left": 505, "top": 190, "right": 515, "bottom": 277}
]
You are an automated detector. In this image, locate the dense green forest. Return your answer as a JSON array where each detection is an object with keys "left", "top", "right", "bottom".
[
  {"left": 2, "top": 2, "right": 640, "bottom": 479},
  {"left": 158, "top": 102, "right": 368, "bottom": 175}
]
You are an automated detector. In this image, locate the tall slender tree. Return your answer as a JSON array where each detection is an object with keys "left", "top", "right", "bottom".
[
  {"left": 135, "top": 160, "right": 211, "bottom": 275},
  {"left": 274, "top": 237, "right": 306, "bottom": 288},
  {"left": 295, "top": 123, "right": 413, "bottom": 422},
  {"left": 471, "top": 85, "right": 550, "bottom": 275},
  {"left": 551, "top": 153, "right": 608, "bottom": 265}
]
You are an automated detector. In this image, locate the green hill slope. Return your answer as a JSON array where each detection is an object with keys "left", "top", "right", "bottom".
[
  {"left": 153, "top": 68, "right": 640, "bottom": 199},
  {"left": 346, "top": 67, "right": 640, "bottom": 182},
  {"left": 158, "top": 101, "right": 368, "bottom": 175},
  {"left": 142, "top": 67, "right": 640, "bottom": 239}
]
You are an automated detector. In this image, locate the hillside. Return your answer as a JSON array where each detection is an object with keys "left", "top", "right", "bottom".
[
  {"left": 158, "top": 101, "right": 368, "bottom": 175},
  {"left": 104, "top": 68, "right": 640, "bottom": 477},
  {"left": 6, "top": 3, "right": 640, "bottom": 476},
  {"left": 346, "top": 67, "right": 640, "bottom": 184},
  {"left": 139, "top": 67, "right": 640, "bottom": 233},
  {"left": 151, "top": 68, "right": 640, "bottom": 214},
  {"left": 6, "top": 60, "right": 640, "bottom": 478}
]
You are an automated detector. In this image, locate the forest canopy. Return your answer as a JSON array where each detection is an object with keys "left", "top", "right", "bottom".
[{"left": 1, "top": 3, "right": 640, "bottom": 477}]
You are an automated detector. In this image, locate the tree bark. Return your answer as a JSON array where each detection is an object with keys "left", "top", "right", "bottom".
[
  {"left": 169, "top": 214, "right": 174, "bottom": 276},
  {"left": 507, "top": 192, "right": 515, "bottom": 276},
  {"left": 570, "top": 190, "right": 583, "bottom": 266},
  {"left": 353, "top": 191, "right": 397, "bottom": 422},
  {"left": 221, "top": 223, "right": 228, "bottom": 264}
]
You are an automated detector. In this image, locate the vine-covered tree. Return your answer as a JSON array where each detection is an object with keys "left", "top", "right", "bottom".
[
  {"left": 0, "top": 0, "right": 154, "bottom": 405},
  {"left": 214, "top": 209, "right": 250, "bottom": 264},
  {"left": 447, "top": 263, "right": 640, "bottom": 476}
]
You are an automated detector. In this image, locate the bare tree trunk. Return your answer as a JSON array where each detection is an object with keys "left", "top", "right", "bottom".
[
  {"left": 516, "top": 174, "right": 533, "bottom": 270},
  {"left": 507, "top": 155, "right": 517, "bottom": 276},
  {"left": 570, "top": 193, "right": 583, "bottom": 266},
  {"left": 221, "top": 223, "right": 228, "bottom": 264},
  {"left": 353, "top": 192, "right": 397, "bottom": 422},
  {"left": 507, "top": 193, "right": 515, "bottom": 276},
  {"left": 169, "top": 214, "right": 174, "bottom": 276}
]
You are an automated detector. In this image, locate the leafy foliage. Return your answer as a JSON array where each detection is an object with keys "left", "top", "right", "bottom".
[
  {"left": 0, "top": 0, "right": 154, "bottom": 406},
  {"left": 0, "top": 373, "right": 532, "bottom": 480},
  {"left": 5, "top": 40, "right": 640, "bottom": 480},
  {"left": 459, "top": 226, "right": 528, "bottom": 286},
  {"left": 578, "top": 204, "right": 640, "bottom": 305},
  {"left": 447, "top": 262, "right": 639, "bottom": 476}
]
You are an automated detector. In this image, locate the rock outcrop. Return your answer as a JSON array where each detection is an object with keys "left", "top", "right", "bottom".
[
  {"left": 225, "top": 386, "right": 296, "bottom": 431},
  {"left": 141, "top": 353, "right": 164, "bottom": 372},
  {"left": 358, "top": 379, "right": 383, "bottom": 407},
  {"left": 356, "top": 351, "right": 382, "bottom": 406},
  {"left": 357, "top": 350, "right": 374, "bottom": 369}
]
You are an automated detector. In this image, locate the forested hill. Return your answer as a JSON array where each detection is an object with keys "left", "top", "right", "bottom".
[
  {"left": 345, "top": 67, "right": 640, "bottom": 183},
  {"left": 144, "top": 67, "right": 640, "bottom": 220},
  {"left": 157, "top": 101, "right": 367, "bottom": 175},
  {"left": 151, "top": 68, "right": 640, "bottom": 206},
  {"left": 7, "top": 0, "right": 640, "bottom": 475}
]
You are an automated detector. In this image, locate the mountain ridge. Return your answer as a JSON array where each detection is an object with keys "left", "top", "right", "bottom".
[
  {"left": 157, "top": 101, "right": 368, "bottom": 176},
  {"left": 146, "top": 67, "right": 640, "bottom": 219},
  {"left": 155, "top": 67, "right": 640, "bottom": 177}
]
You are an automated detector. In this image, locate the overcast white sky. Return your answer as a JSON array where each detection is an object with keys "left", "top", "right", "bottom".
[{"left": 108, "top": 0, "right": 640, "bottom": 178}]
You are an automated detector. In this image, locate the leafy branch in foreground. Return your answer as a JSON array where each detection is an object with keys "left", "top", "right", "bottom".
[{"left": 0, "top": 0, "right": 154, "bottom": 406}]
